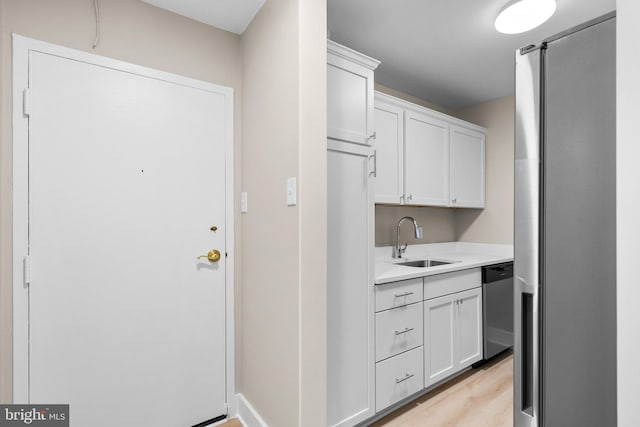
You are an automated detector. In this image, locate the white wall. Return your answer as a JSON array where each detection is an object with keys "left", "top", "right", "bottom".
[{"left": 617, "top": 1, "right": 640, "bottom": 425}]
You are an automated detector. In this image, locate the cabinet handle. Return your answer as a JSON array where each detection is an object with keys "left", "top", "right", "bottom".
[
  {"left": 394, "top": 291, "right": 414, "bottom": 298},
  {"left": 395, "top": 327, "right": 414, "bottom": 336},
  {"left": 452, "top": 197, "right": 457, "bottom": 205},
  {"left": 407, "top": 194, "right": 413, "bottom": 201},
  {"left": 367, "top": 131, "right": 377, "bottom": 141},
  {"left": 400, "top": 195, "right": 405, "bottom": 204},
  {"left": 395, "top": 373, "right": 414, "bottom": 384},
  {"left": 369, "top": 151, "right": 377, "bottom": 178}
]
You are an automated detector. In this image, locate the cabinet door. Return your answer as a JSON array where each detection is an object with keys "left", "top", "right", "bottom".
[
  {"left": 450, "top": 125, "right": 485, "bottom": 208},
  {"left": 374, "top": 98, "right": 404, "bottom": 204},
  {"left": 424, "top": 294, "right": 456, "bottom": 387},
  {"left": 327, "top": 139, "right": 375, "bottom": 427},
  {"left": 456, "top": 287, "right": 483, "bottom": 368},
  {"left": 327, "top": 56, "right": 375, "bottom": 145},
  {"left": 404, "top": 110, "right": 449, "bottom": 206}
]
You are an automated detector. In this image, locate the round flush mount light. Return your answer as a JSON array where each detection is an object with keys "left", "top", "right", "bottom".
[{"left": 495, "top": 0, "right": 557, "bottom": 34}]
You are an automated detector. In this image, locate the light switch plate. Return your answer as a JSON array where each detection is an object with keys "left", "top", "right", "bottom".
[
  {"left": 287, "top": 177, "right": 297, "bottom": 206},
  {"left": 241, "top": 192, "right": 248, "bottom": 213}
]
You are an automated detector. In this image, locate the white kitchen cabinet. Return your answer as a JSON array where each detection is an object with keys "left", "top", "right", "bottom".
[
  {"left": 450, "top": 125, "right": 485, "bottom": 208},
  {"left": 456, "top": 288, "right": 483, "bottom": 367},
  {"left": 373, "top": 91, "right": 486, "bottom": 208},
  {"left": 375, "top": 302, "right": 423, "bottom": 362},
  {"left": 375, "top": 278, "right": 423, "bottom": 312},
  {"left": 373, "top": 97, "right": 404, "bottom": 204},
  {"left": 375, "top": 346, "right": 424, "bottom": 412},
  {"left": 423, "top": 293, "right": 456, "bottom": 385},
  {"left": 327, "top": 40, "right": 379, "bottom": 427},
  {"left": 423, "top": 268, "right": 481, "bottom": 300},
  {"left": 372, "top": 268, "right": 484, "bottom": 416},
  {"left": 424, "top": 287, "right": 483, "bottom": 387},
  {"left": 327, "top": 138, "right": 375, "bottom": 427},
  {"left": 327, "top": 41, "right": 380, "bottom": 145},
  {"left": 404, "top": 109, "right": 450, "bottom": 207}
]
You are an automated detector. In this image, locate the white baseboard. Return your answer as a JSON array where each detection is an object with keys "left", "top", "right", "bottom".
[{"left": 236, "top": 393, "right": 269, "bottom": 427}]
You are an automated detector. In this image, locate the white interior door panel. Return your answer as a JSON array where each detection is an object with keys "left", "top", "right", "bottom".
[{"left": 27, "top": 50, "right": 228, "bottom": 427}]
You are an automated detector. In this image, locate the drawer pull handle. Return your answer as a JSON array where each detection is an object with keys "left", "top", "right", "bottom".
[
  {"left": 395, "top": 373, "right": 414, "bottom": 384},
  {"left": 394, "top": 292, "right": 414, "bottom": 298},
  {"left": 395, "top": 327, "right": 414, "bottom": 336}
]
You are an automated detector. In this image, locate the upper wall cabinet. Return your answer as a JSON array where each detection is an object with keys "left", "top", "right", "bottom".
[
  {"left": 327, "top": 41, "right": 380, "bottom": 145},
  {"left": 374, "top": 92, "right": 486, "bottom": 208},
  {"left": 405, "top": 110, "right": 450, "bottom": 206},
  {"left": 373, "top": 99, "right": 404, "bottom": 203},
  {"left": 450, "top": 125, "right": 485, "bottom": 208}
]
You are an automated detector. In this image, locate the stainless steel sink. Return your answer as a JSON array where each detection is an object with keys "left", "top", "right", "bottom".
[{"left": 395, "top": 259, "right": 452, "bottom": 268}]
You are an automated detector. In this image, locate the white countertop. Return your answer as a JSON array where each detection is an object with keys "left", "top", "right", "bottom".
[{"left": 375, "top": 242, "right": 513, "bottom": 285}]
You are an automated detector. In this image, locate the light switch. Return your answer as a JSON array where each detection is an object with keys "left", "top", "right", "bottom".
[
  {"left": 241, "top": 192, "right": 248, "bottom": 213},
  {"left": 287, "top": 177, "right": 297, "bottom": 206}
]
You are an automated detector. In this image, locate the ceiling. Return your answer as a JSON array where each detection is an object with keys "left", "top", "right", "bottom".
[
  {"left": 141, "top": 0, "right": 266, "bottom": 35},
  {"left": 328, "top": 0, "right": 616, "bottom": 110}
]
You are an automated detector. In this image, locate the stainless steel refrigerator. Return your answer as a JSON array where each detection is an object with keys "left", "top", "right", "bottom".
[{"left": 514, "top": 12, "right": 616, "bottom": 427}]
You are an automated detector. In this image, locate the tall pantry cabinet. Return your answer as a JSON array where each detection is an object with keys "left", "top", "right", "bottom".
[{"left": 327, "top": 40, "right": 380, "bottom": 427}]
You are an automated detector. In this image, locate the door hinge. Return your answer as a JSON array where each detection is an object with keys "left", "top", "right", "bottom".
[
  {"left": 23, "top": 88, "right": 31, "bottom": 117},
  {"left": 24, "top": 255, "right": 32, "bottom": 285}
]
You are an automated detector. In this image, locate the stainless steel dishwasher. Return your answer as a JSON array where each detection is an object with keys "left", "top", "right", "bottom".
[{"left": 481, "top": 262, "right": 514, "bottom": 360}]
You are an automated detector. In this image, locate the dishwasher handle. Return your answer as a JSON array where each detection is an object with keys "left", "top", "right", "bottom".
[{"left": 482, "top": 262, "right": 514, "bottom": 283}]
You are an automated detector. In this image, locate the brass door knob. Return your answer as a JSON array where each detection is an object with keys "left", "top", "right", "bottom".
[{"left": 197, "top": 249, "right": 221, "bottom": 262}]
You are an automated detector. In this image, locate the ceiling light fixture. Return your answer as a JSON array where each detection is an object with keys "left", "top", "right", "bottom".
[{"left": 495, "top": 0, "right": 557, "bottom": 34}]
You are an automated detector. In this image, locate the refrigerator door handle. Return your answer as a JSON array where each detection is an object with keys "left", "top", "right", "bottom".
[
  {"left": 516, "top": 280, "right": 539, "bottom": 418},
  {"left": 514, "top": 46, "right": 542, "bottom": 427}
]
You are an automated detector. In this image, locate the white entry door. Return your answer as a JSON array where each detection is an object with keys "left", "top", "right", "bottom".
[{"left": 19, "top": 44, "right": 230, "bottom": 427}]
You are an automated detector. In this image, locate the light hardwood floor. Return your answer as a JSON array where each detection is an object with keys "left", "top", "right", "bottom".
[
  {"left": 220, "top": 418, "right": 242, "bottom": 427},
  {"left": 222, "top": 352, "right": 512, "bottom": 427},
  {"left": 370, "top": 352, "right": 513, "bottom": 427}
]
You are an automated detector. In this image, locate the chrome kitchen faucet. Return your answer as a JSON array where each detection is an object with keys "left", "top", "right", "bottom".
[{"left": 393, "top": 216, "right": 424, "bottom": 258}]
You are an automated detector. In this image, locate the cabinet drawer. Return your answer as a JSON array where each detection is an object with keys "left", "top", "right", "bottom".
[
  {"left": 375, "top": 346, "right": 424, "bottom": 412},
  {"left": 375, "top": 278, "right": 423, "bottom": 312},
  {"left": 376, "top": 302, "right": 423, "bottom": 361},
  {"left": 424, "top": 268, "right": 481, "bottom": 300}
]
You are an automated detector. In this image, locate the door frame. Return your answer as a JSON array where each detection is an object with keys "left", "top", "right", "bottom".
[{"left": 11, "top": 34, "right": 236, "bottom": 412}]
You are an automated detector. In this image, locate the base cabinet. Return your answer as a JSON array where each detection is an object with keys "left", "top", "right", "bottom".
[
  {"left": 373, "top": 270, "right": 483, "bottom": 417},
  {"left": 424, "top": 294, "right": 456, "bottom": 386},
  {"left": 456, "top": 288, "right": 483, "bottom": 367},
  {"left": 375, "top": 346, "right": 424, "bottom": 412},
  {"left": 424, "top": 287, "right": 483, "bottom": 387}
]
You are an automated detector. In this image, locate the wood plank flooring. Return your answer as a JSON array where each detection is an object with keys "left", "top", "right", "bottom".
[
  {"left": 220, "top": 418, "right": 242, "bottom": 427},
  {"left": 370, "top": 352, "right": 513, "bottom": 427},
  {"left": 222, "top": 352, "right": 512, "bottom": 427}
]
